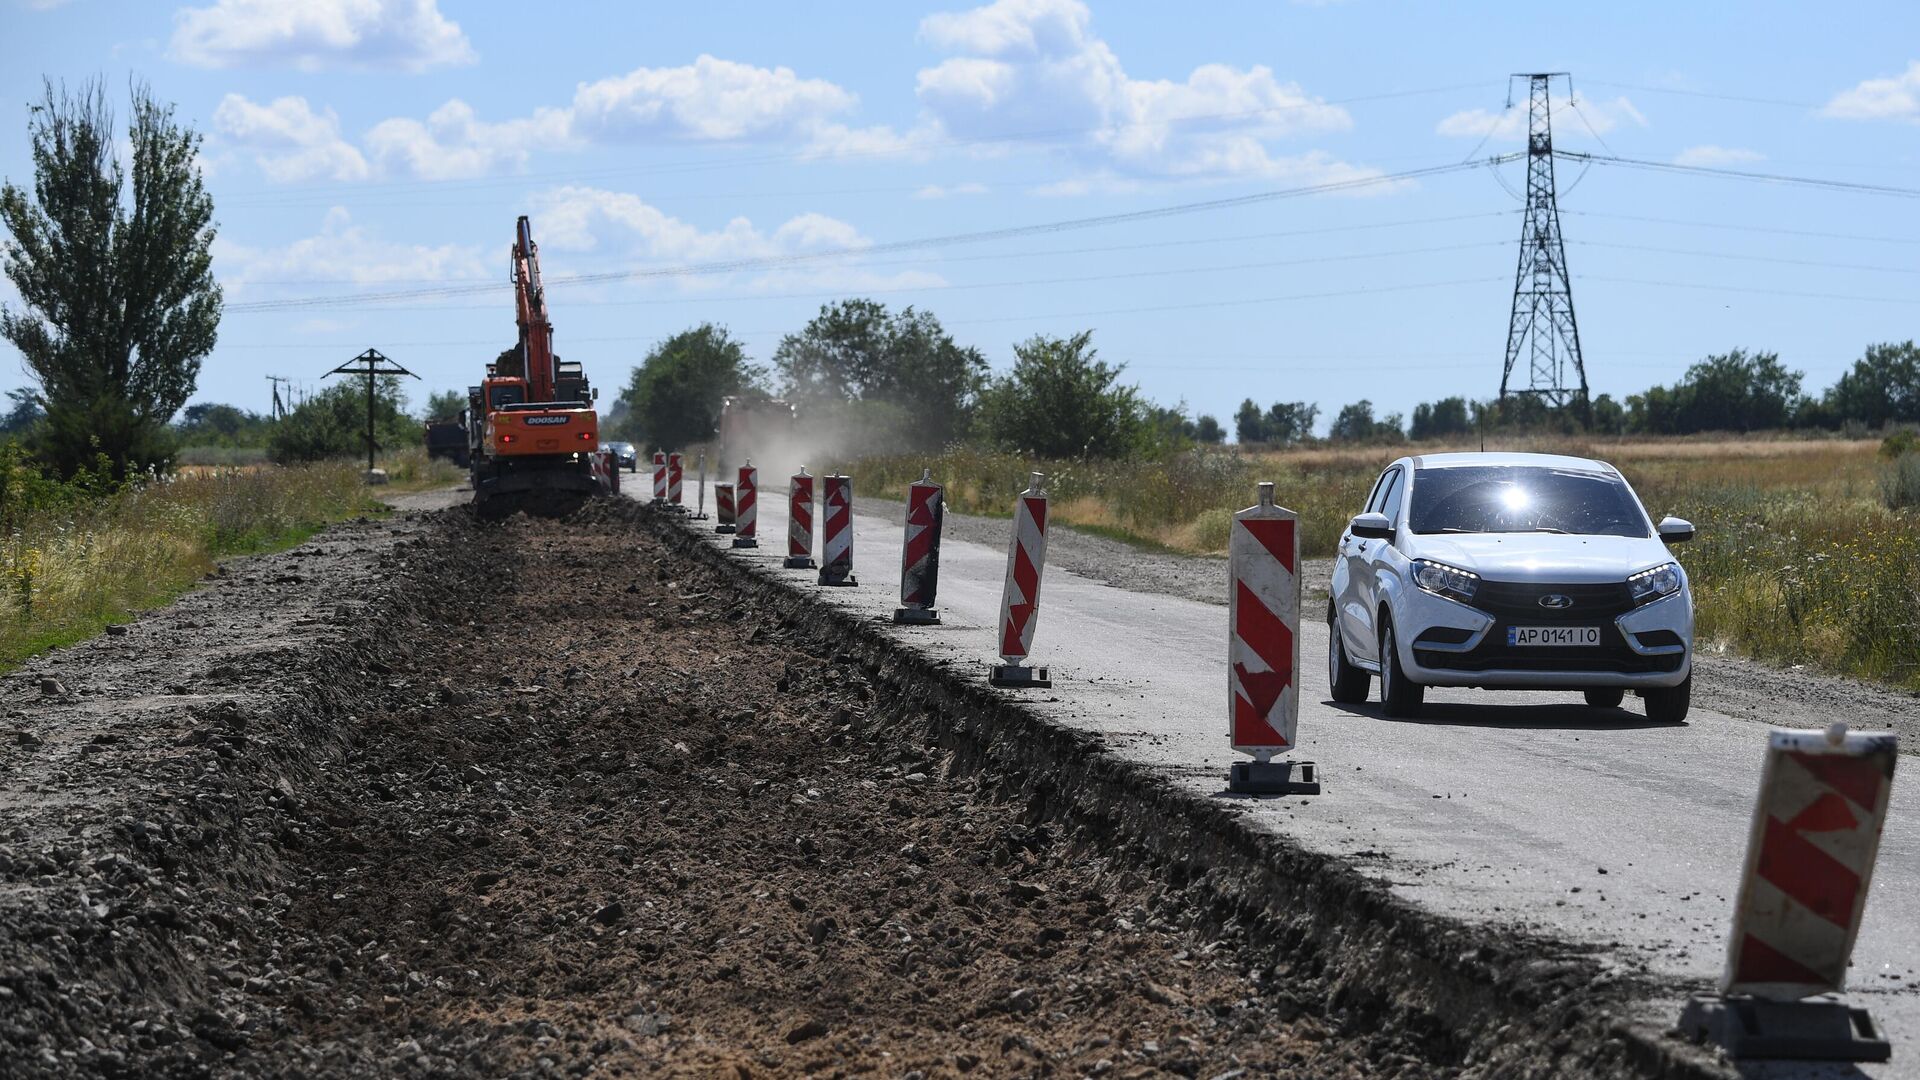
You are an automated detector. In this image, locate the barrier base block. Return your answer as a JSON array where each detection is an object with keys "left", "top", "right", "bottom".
[
  {"left": 1676, "top": 995, "right": 1890, "bottom": 1062},
  {"left": 989, "top": 663, "right": 1050, "bottom": 689},
  {"left": 818, "top": 569, "right": 857, "bottom": 587},
  {"left": 1227, "top": 759, "right": 1320, "bottom": 796},
  {"left": 731, "top": 537, "right": 758, "bottom": 549},
  {"left": 893, "top": 607, "right": 941, "bottom": 625},
  {"left": 691, "top": 512, "right": 708, "bottom": 521},
  {"left": 715, "top": 524, "right": 736, "bottom": 534},
  {"left": 784, "top": 556, "right": 816, "bottom": 569}
]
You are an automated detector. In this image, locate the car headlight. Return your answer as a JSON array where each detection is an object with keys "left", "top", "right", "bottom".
[
  {"left": 1411, "top": 559, "right": 1479, "bottom": 603},
  {"left": 1628, "top": 562, "right": 1682, "bottom": 606}
]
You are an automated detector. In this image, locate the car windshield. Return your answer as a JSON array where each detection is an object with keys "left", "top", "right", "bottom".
[{"left": 1408, "top": 466, "right": 1649, "bottom": 538}]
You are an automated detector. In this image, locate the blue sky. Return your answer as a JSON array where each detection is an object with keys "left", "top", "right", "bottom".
[{"left": 4, "top": 0, "right": 1918, "bottom": 434}]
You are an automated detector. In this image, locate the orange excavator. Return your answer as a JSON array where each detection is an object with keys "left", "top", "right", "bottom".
[{"left": 468, "top": 215, "right": 611, "bottom": 517}]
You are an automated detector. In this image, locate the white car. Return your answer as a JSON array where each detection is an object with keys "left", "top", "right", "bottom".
[{"left": 1327, "top": 452, "right": 1696, "bottom": 722}]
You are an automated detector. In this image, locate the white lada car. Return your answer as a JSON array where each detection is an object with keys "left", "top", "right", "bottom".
[{"left": 1327, "top": 452, "right": 1697, "bottom": 722}]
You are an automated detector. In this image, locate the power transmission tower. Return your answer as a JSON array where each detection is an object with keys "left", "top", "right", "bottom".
[{"left": 1500, "top": 73, "right": 1589, "bottom": 420}]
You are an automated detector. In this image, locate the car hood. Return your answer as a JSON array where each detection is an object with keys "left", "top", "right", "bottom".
[{"left": 1406, "top": 532, "right": 1673, "bottom": 583}]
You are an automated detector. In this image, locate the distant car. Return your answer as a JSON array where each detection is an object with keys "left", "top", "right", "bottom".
[
  {"left": 1328, "top": 452, "right": 1696, "bottom": 722},
  {"left": 605, "top": 441, "right": 639, "bottom": 472}
]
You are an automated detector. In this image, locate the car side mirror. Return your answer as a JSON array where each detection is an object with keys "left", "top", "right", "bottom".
[
  {"left": 1350, "top": 511, "right": 1394, "bottom": 540},
  {"left": 1658, "top": 516, "right": 1695, "bottom": 544}
]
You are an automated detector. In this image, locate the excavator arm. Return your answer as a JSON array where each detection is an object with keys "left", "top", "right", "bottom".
[{"left": 512, "top": 215, "right": 557, "bottom": 404}]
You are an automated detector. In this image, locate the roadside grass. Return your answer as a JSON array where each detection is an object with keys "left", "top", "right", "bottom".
[
  {"left": 855, "top": 437, "right": 1920, "bottom": 689},
  {"left": 0, "top": 463, "right": 383, "bottom": 672},
  {"left": 379, "top": 446, "right": 466, "bottom": 490}
]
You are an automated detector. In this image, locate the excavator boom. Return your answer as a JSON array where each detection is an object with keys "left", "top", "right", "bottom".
[{"left": 513, "top": 215, "right": 557, "bottom": 404}]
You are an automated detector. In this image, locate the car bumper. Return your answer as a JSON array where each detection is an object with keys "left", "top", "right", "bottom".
[{"left": 1397, "top": 585, "right": 1692, "bottom": 690}]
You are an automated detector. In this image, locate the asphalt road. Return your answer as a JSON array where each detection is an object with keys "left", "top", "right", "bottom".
[{"left": 642, "top": 479, "right": 1918, "bottom": 1078}]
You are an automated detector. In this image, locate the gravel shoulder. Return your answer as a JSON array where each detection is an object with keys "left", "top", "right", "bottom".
[{"left": 864, "top": 496, "right": 1920, "bottom": 752}]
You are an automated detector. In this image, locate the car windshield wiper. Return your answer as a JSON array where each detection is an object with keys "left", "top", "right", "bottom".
[{"left": 1512, "top": 527, "right": 1571, "bottom": 534}]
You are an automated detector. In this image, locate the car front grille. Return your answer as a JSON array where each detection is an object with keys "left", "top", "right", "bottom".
[{"left": 1414, "top": 578, "right": 1682, "bottom": 676}]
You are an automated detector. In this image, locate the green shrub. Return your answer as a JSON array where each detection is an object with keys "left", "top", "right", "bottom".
[{"left": 1881, "top": 450, "right": 1920, "bottom": 510}]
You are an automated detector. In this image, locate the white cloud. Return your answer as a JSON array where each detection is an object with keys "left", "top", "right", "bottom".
[
  {"left": 220, "top": 54, "right": 884, "bottom": 183},
  {"left": 1436, "top": 95, "right": 1646, "bottom": 142},
  {"left": 571, "top": 54, "right": 856, "bottom": 142},
  {"left": 914, "top": 182, "right": 990, "bottom": 199},
  {"left": 170, "top": 0, "right": 475, "bottom": 72},
  {"left": 212, "top": 94, "right": 369, "bottom": 181},
  {"left": 913, "top": 0, "right": 1366, "bottom": 182},
  {"left": 364, "top": 99, "right": 575, "bottom": 180},
  {"left": 525, "top": 186, "right": 946, "bottom": 297},
  {"left": 1823, "top": 61, "right": 1920, "bottom": 123},
  {"left": 1672, "top": 145, "right": 1764, "bottom": 167},
  {"left": 216, "top": 207, "right": 487, "bottom": 286},
  {"left": 530, "top": 185, "right": 869, "bottom": 263}
]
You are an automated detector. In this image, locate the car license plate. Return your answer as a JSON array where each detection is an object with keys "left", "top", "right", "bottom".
[{"left": 1507, "top": 625, "right": 1600, "bottom": 647}]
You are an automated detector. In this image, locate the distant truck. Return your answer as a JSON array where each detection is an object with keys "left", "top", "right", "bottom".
[
  {"left": 424, "top": 415, "right": 469, "bottom": 468},
  {"left": 716, "top": 395, "right": 797, "bottom": 474}
]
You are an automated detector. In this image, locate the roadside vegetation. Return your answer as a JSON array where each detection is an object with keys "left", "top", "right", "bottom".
[
  {"left": 0, "top": 82, "right": 470, "bottom": 673},
  {"left": 860, "top": 437, "right": 1920, "bottom": 690},
  {"left": 0, "top": 454, "right": 383, "bottom": 668}
]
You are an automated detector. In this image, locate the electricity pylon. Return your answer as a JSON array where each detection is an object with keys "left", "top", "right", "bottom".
[{"left": 1500, "top": 73, "right": 1589, "bottom": 419}]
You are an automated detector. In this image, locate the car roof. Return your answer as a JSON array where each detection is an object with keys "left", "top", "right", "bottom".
[{"left": 1405, "top": 451, "right": 1618, "bottom": 475}]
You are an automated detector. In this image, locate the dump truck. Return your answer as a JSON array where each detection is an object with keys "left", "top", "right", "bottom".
[
  {"left": 424, "top": 415, "right": 469, "bottom": 467},
  {"left": 716, "top": 395, "right": 797, "bottom": 475},
  {"left": 468, "top": 215, "right": 610, "bottom": 518}
]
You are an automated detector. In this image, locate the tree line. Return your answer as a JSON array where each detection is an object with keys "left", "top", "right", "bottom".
[{"left": 7, "top": 81, "right": 1917, "bottom": 485}]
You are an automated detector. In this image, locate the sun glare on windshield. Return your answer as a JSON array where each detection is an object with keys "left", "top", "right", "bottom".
[{"left": 1410, "top": 466, "right": 1650, "bottom": 538}]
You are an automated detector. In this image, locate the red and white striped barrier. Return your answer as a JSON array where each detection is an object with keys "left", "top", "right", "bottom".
[
  {"left": 785, "top": 467, "right": 815, "bottom": 569},
  {"left": 667, "top": 452, "right": 685, "bottom": 509},
  {"left": 818, "top": 474, "right": 855, "bottom": 586},
  {"left": 893, "top": 469, "right": 943, "bottom": 625},
  {"left": 1674, "top": 718, "right": 1896, "bottom": 1053},
  {"left": 714, "top": 482, "right": 735, "bottom": 533},
  {"left": 1225, "top": 482, "right": 1317, "bottom": 795},
  {"left": 590, "top": 448, "right": 618, "bottom": 496},
  {"left": 1676, "top": 723, "right": 1896, "bottom": 1061},
  {"left": 990, "top": 472, "right": 1050, "bottom": 688},
  {"left": 731, "top": 463, "right": 758, "bottom": 548},
  {"left": 651, "top": 451, "right": 667, "bottom": 504}
]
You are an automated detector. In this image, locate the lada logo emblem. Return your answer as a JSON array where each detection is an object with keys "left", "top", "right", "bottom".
[{"left": 1539, "top": 594, "right": 1573, "bottom": 609}]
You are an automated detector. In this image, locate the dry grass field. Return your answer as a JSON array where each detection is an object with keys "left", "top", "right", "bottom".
[{"left": 856, "top": 436, "right": 1920, "bottom": 690}]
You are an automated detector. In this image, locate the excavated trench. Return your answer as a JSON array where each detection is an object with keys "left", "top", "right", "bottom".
[{"left": 0, "top": 499, "right": 1727, "bottom": 1078}]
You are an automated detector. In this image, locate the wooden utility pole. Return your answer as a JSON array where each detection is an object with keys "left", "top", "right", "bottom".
[{"left": 325, "top": 349, "right": 419, "bottom": 474}]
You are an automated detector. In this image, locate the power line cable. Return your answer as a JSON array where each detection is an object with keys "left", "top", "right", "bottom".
[
  {"left": 225, "top": 156, "right": 1521, "bottom": 313},
  {"left": 1562, "top": 209, "right": 1920, "bottom": 246},
  {"left": 1579, "top": 79, "right": 1824, "bottom": 111},
  {"left": 1571, "top": 239, "right": 1920, "bottom": 275},
  {"left": 216, "top": 275, "right": 1502, "bottom": 349},
  {"left": 229, "top": 240, "right": 1510, "bottom": 315},
  {"left": 1578, "top": 275, "right": 1920, "bottom": 306},
  {"left": 228, "top": 210, "right": 1519, "bottom": 287},
  {"left": 1556, "top": 151, "right": 1920, "bottom": 198}
]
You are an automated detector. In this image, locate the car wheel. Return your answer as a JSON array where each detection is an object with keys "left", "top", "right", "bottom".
[
  {"left": 1583, "top": 687, "right": 1626, "bottom": 709},
  {"left": 1642, "top": 676, "right": 1691, "bottom": 724},
  {"left": 1377, "top": 616, "right": 1424, "bottom": 718},
  {"left": 1327, "top": 601, "right": 1370, "bottom": 704}
]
